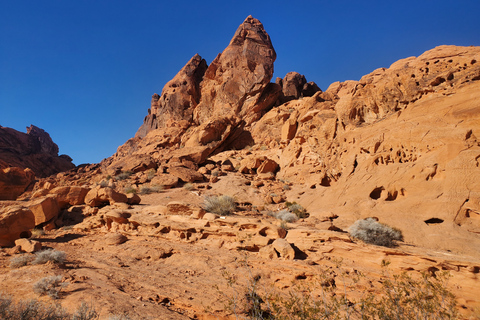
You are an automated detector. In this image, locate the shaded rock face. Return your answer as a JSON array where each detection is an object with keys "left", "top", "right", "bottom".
[
  {"left": 0, "top": 125, "right": 75, "bottom": 178},
  {"left": 0, "top": 167, "right": 35, "bottom": 200}
]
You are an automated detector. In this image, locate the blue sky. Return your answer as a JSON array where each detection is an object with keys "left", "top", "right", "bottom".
[{"left": 1, "top": 1, "right": 479, "bottom": 165}]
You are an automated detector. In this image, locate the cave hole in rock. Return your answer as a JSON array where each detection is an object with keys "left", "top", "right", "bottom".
[
  {"left": 320, "top": 176, "right": 331, "bottom": 187},
  {"left": 424, "top": 218, "right": 444, "bottom": 225},
  {"left": 472, "top": 59, "right": 477, "bottom": 65},
  {"left": 385, "top": 190, "right": 398, "bottom": 201},
  {"left": 369, "top": 187, "right": 384, "bottom": 200}
]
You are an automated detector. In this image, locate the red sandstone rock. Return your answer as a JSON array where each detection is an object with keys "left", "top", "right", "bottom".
[
  {"left": 85, "top": 186, "right": 128, "bottom": 207},
  {"left": 49, "top": 186, "right": 90, "bottom": 208},
  {"left": 0, "top": 125, "right": 74, "bottom": 178},
  {"left": 14, "top": 238, "right": 42, "bottom": 253},
  {"left": 0, "top": 167, "right": 35, "bottom": 200}
]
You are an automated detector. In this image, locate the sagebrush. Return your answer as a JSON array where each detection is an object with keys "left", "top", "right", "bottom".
[
  {"left": 33, "top": 249, "right": 67, "bottom": 265},
  {"left": 33, "top": 275, "right": 66, "bottom": 299},
  {"left": 349, "top": 218, "right": 403, "bottom": 247},
  {"left": 204, "top": 195, "right": 236, "bottom": 216}
]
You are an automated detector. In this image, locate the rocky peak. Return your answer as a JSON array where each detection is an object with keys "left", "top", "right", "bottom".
[
  {"left": 193, "top": 15, "right": 277, "bottom": 125},
  {"left": 136, "top": 54, "right": 208, "bottom": 138},
  {"left": 26, "top": 124, "right": 59, "bottom": 155}
]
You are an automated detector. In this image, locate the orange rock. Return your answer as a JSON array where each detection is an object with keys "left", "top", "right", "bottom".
[
  {"left": 28, "top": 196, "right": 60, "bottom": 225},
  {"left": 84, "top": 186, "right": 128, "bottom": 207},
  {"left": 14, "top": 238, "right": 42, "bottom": 253},
  {"left": 49, "top": 186, "right": 90, "bottom": 208},
  {"left": 0, "top": 167, "right": 35, "bottom": 200}
]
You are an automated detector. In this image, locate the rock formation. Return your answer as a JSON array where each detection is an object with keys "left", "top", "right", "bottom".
[
  {"left": 0, "top": 125, "right": 75, "bottom": 178},
  {"left": 1, "top": 16, "right": 480, "bottom": 319}
]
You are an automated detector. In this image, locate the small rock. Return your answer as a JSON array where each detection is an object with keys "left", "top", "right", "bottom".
[
  {"left": 272, "top": 238, "right": 295, "bottom": 260},
  {"left": 14, "top": 238, "right": 42, "bottom": 253},
  {"left": 106, "top": 233, "right": 128, "bottom": 245}
]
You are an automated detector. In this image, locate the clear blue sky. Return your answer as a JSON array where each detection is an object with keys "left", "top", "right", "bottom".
[{"left": 1, "top": 1, "right": 479, "bottom": 165}]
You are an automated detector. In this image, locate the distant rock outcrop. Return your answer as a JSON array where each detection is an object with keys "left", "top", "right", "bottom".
[{"left": 0, "top": 125, "right": 75, "bottom": 197}]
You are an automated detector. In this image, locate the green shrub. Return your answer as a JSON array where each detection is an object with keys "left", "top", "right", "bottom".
[
  {"left": 349, "top": 218, "right": 403, "bottom": 247},
  {"left": 9, "top": 254, "right": 33, "bottom": 269},
  {"left": 204, "top": 195, "right": 236, "bottom": 216},
  {"left": 33, "top": 249, "right": 66, "bottom": 265},
  {"left": 33, "top": 275, "right": 66, "bottom": 299}
]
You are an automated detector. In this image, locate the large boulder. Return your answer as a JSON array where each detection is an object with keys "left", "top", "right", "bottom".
[
  {"left": 49, "top": 186, "right": 90, "bottom": 208},
  {"left": 0, "top": 206, "right": 35, "bottom": 246},
  {"left": 0, "top": 167, "right": 35, "bottom": 200},
  {"left": 84, "top": 186, "right": 128, "bottom": 207}
]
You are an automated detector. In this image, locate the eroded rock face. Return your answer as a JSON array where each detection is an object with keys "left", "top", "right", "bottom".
[
  {"left": 136, "top": 54, "right": 208, "bottom": 138},
  {"left": 0, "top": 125, "right": 75, "bottom": 178},
  {"left": 0, "top": 167, "right": 35, "bottom": 200},
  {"left": 193, "top": 15, "right": 277, "bottom": 126}
]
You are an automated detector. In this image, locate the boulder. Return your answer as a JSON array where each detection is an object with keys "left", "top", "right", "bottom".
[
  {"left": 167, "top": 166, "right": 204, "bottom": 183},
  {"left": 127, "top": 193, "right": 141, "bottom": 205},
  {"left": 272, "top": 238, "right": 295, "bottom": 260},
  {"left": 0, "top": 206, "right": 35, "bottom": 246},
  {"left": 257, "top": 159, "right": 279, "bottom": 174},
  {"left": 28, "top": 196, "right": 60, "bottom": 225},
  {"left": 85, "top": 186, "right": 128, "bottom": 207},
  {"left": 167, "top": 201, "right": 198, "bottom": 216},
  {"left": 49, "top": 186, "right": 90, "bottom": 208},
  {"left": 15, "top": 238, "right": 42, "bottom": 253},
  {"left": 150, "top": 174, "right": 179, "bottom": 189},
  {"left": 0, "top": 167, "right": 35, "bottom": 200}
]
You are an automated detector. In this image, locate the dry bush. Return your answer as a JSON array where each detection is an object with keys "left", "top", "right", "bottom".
[
  {"left": 204, "top": 195, "right": 236, "bottom": 215},
  {"left": 183, "top": 183, "right": 195, "bottom": 191},
  {"left": 269, "top": 209, "right": 298, "bottom": 223},
  {"left": 139, "top": 185, "right": 163, "bottom": 195},
  {"left": 219, "top": 260, "right": 458, "bottom": 320},
  {"left": 33, "top": 275, "right": 66, "bottom": 299},
  {"left": 285, "top": 202, "right": 308, "bottom": 219},
  {"left": 0, "top": 294, "right": 98, "bottom": 320},
  {"left": 349, "top": 218, "right": 403, "bottom": 247},
  {"left": 33, "top": 249, "right": 66, "bottom": 265},
  {"left": 9, "top": 254, "right": 33, "bottom": 269},
  {"left": 115, "top": 171, "right": 133, "bottom": 181}
]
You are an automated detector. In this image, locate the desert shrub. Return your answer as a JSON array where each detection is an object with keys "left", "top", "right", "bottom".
[
  {"left": 9, "top": 254, "right": 34, "bottom": 269},
  {"left": 71, "top": 301, "right": 99, "bottom": 320},
  {"left": 269, "top": 209, "right": 298, "bottom": 223},
  {"left": 123, "top": 185, "right": 137, "bottom": 194},
  {"left": 30, "top": 227, "right": 45, "bottom": 238},
  {"left": 211, "top": 170, "right": 220, "bottom": 177},
  {"left": 139, "top": 185, "right": 163, "bottom": 195},
  {"left": 146, "top": 168, "right": 156, "bottom": 180},
  {"left": 98, "top": 180, "right": 109, "bottom": 188},
  {"left": 115, "top": 171, "right": 133, "bottom": 181},
  {"left": 33, "top": 249, "right": 66, "bottom": 265},
  {"left": 282, "top": 184, "right": 291, "bottom": 191},
  {"left": 33, "top": 275, "right": 66, "bottom": 299},
  {"left": 349, "top": 218, "right": 403, "bottom": 247},
  {"left": 107, "top": 315, "right": 133, "bottom": 320},
  {"left": 183, "top": 183, "right": 195, "bottom": 191},
  {"left": 204, "top": 195, "right": 236, "bottom": 216},
  {"left": 0, "top": 294, "right": 98, "bottom": 320},
  {"left": 219, "top": 260, "right": 458, "bottom": 320},
  {"left": 285, "top": 202, "right": 308, "bottom": 219}
]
